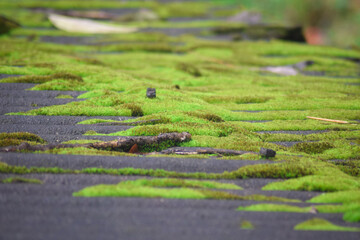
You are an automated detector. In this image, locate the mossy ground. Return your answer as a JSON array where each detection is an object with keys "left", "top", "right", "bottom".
[
  {"left": 73, "top": 178, "right": 298, "bottom": 202},
  {"left": 0, "top": 132, "right": 46, "bottom": 147},
  {"left": 294, "top": 218, "right": 360, "bottom": 232},
  {"left": 2, "top": 176, "right": 43, "bottom": 184},
  {"left": 0, "top": 0, "right": 359, "bottom": 232}
]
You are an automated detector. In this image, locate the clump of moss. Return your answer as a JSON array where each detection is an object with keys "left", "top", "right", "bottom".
[
  {"left": 186, "top": 111, "right": 224, "bottom": 122},
  {"left": 292, "top": 142, "right": 335, "bottom": 154},
  {"left": 0, "top": 139, "right": 28, "bottom": 147},
  {"left": 202, "top": 95, "right": 272, "bottom": 104},
  {"left": 73, "top": 178, "right": 298, "bottom": 201},
  {"left": 333, "top": 160, "right": 360, "bottom": 177},
  {"left": 30, "top": 63, "right": 55, "bottom": 68},
  {"left": 262, "top": 175, "right": 360, "bottom": 192},
  {"left": 237, "top": 203, "right": 307, "bottom": 213},
  {"left": 0, "top": 132, "right": 45, "bottom": 147},
  {"left": 115, "top": 178, "right": 242, "bottom": 190},
  {"left": 123, "top": 103, "right": 144, "bottom": 117},
  {"left": 0, "top": 161, "right": 311, "bottom": 180},
  {"left": 223, "top": 161, "right": 314, "bottom": 179},
  {"left": 176, "top": 62, "right": 202, "bottom": 77},
  {"left": 55, "top": 94, "right": 73, "bottom": 99},
  {"left": 294, "top": 218, "right": 360, "bottom": 232},
  {"left": 2, "top": 177, "right": 42, "bottom": 184},
  {"left": 0, "top": 15, "right": 20, "bottom": 35},
  {"left": 0, "top": 132, "right": 45, "bottom": 143},
  {"left": 73, "top": 184, "right": 238, "bottom": 200},
  {"left": 84, "top": 130, "right": 98, "bottom": 135},
  {"left": 309, "top": 190, "right": 360, "bottom": 204},
  {"left": 240, "top": 220, "right": 255, "bottom": 230},
  {"left": 0, "top": 72, "right": 83, "bottom": 83}
]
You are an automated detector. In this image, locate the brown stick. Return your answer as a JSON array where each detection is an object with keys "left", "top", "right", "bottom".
[
  {"left": 160, "top": 147, "right": 255, "bottom": 156},
  {"left": 95, "top": 119, "right": 163, "bottom": 126},
  {"left": 0, "top": 132, "right": 191, "bottom": 153},
  {"left": 306, "top": 116, "right": 349, "bottom": 124}
]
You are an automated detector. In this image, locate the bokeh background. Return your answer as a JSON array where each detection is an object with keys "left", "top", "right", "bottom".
[{"left": 212, "top": 0, "right": 360, "bottom": 47}]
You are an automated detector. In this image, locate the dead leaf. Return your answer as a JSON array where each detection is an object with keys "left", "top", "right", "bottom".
[{"left": 48, "top": 13, "right": 138, "bottom": 34}]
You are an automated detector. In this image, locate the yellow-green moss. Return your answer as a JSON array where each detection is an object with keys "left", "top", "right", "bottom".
[{"left": 294, "top": 218, "right": 360, "bottom": 232}]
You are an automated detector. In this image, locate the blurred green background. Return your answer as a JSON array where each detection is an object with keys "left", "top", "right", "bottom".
[{"left": 212, "top": 0, "right": 360, "bottom": 47}]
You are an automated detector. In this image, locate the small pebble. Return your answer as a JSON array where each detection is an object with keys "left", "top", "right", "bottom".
[
  {"left": 260, "top": 148, "right": 276, "bottom": 158},
  {"left": 146, "top": 88, "right": 156, "bottom": 98}
]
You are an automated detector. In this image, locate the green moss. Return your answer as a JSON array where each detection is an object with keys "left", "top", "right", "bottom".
[
  {"left": 237, "top": 204, "right": 307, "bottom": 213},
  {"left": 73, "top": 178, "right": 298, "bottom": 201},
  {"left": 176, "top": 62, "right": 202, "bottom": 77},
  {"left": 41, "top": 147, "right": 134, "bottom": 157},
  {"left": 309, "top": 190, "right": 360, "bottom": 204},
  {"left": 73, "top": 184, "right": 236, "bottom": 200},
  {"left": 292, "top": 142, "right": 335, "bottom": 154},
  {"left": 202, "top": 96, "right": 272, "bottom": 104},
  {"left": 237, "top": 202, "right": 360, "bottom": 223},
  {"left": 0, "top": 161, "right": 312, "bottom": 180},
  {"left": 106, "top": 178, "right": 242, "bottom": 190},
  {"left": 240, "top": 220, "right": 255, "bottom": 230},
  {"left": 223, "top": 161, "right": 314, "bottom": 179},
  {"left": 344, "top": 209, "right": 360, "bottom": 223},
  {"left": 333, "top": 160, "right": 360, "bottom": 177},
  {"left": 123, "top": 103, "right": 144, "bottom": 117},
  {"left": 186, "top": 111, "right": 224, "bottom": 123},
  {"left": 84, "top": 130, "right": 98, "bottom": 135},
  {"left": 294, "top": 218, "right": 360, "bottom": 232},
  {"left": 55, "top": 94, "right": 73, "bottom": 99},
  {"left": 0, "top": 5, "right": 359, "bottom": 170},
  {"left": 0, "top": 132, "right": 45, "bottom": 143},
  {"left": 0, "top": 72, "right": 83, "bottom": 83},
  {"left": 2, "top": 177, "right": 42, "bottom": 184},
  {"left": 77, "top": 119, "right": 119, "bottom": 125},
  {"left": 0, "top": 132, "right": 46, "bottom": 146},
  {"left": 262, "top": 175, "right": 360, "bottom": 192}
]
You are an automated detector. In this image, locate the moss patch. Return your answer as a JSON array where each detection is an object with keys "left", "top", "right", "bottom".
[
  {"left": 0, "top": 161, "right": 312, "bottom": 180},
  {"left": 73, "top": 178, "right": 298, "bottom": 202},
  {"left": 292, "top": 142, "right": 335, "bottom": 154},
  {"left": 294, "top": 218, "right": 360, "bottom": 232},
  {"left": 309, "top": 190, "right": 360, "bottom": 204},
  {"left": 0, "top": 72, "right": 83, "bottom": 83},
  {"left": 55, "top": 94, "right": 73, "bottom": 99},
  {"left": 237, "top": 204, "right": 307, "bottom": 213},
  {"left": 2, "top": 177, "right": 43, "bottom": 184},
  {"left": 262, "top": 175, "right": 360, "bottom": 192},
  {"left": 237, "top": 202, "right": 360, "bottom": 223},
  {"left": 0, "top": 132, "right": 46, "bottom": 147},
  {"left": 240, "top": 220, "right": 255, "bottom": 230}
]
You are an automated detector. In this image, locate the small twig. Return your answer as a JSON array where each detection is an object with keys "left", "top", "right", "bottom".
[{"left": 306, "top": 116, "right": 349, "bottom": 124}]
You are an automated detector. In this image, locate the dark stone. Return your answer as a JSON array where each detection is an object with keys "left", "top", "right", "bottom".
[
  {"left": 213, "top": 26, "right": 306, "bottom": 43},
  {"left": 260, "top": 148, "right": 276, "bottom": 158},
  {"left": 146, "top": 88, "right": 156, "bottom": 98},
  {"left": 292, "top": 60, "right": 315, "bottom": 70}
]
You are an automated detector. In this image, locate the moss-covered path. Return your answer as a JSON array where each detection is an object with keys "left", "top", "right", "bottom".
[{"left": 0, "top": 0, "right": 359, "bottom": 239}]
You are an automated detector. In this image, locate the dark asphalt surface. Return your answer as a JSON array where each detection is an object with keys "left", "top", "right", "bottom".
[{"left": 1, "top": 178, "right": 359, "bottom": 240}]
